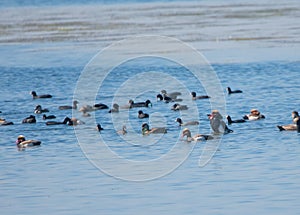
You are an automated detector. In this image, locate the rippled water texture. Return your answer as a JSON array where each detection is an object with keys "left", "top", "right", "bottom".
[{"left": 1, "top": 0, "right": 300, "bottom": 214}]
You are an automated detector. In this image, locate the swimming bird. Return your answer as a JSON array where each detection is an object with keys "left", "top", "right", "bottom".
[
  {"left": 45, "top": 117, "right": 71, "bottom": 125},
  {"left": 30, "top": 91, "right": 52, "bottom": 99},
  {"left": 181, "top": 128, "right": 213, "bottom": 141},
  {"left": 22, "top": 115, "right": 36, "bottom": 123},
  {"left": 117, "top": 125, "right": 127, "bottom": 135},
  {"left": 161, "top": 90, "right": 181, "bottom": 100},
  {"left": 129, "top": 99, "right": 152, "bottom": 108},
  {"left": 142, "top": 123, "right": 167, "bottom": 135},
  {"left": 15, "top": 135, "right": 41, "bottom": 148},
  {"left": 34, "top": 105, "right": 49, "bottom": 114},
  {"left": 243, "top": 109, "right": 265, "bottom": 120},
  {"left": 227, "top": 87, "right": 243, "bottom": 94},
  {"left": 175, "top": 118, "right": 199, "bottom": 126},
  {"left": 171, "top": 103, "right": 188, "bottom": 111},
  {"left": 0, "top": 118, "right": 14, "bottom": 126},
  {"left": 96, "top": 123, "right": 104, "bottom": 132},
  {"left": 208, "top": 110, "right": 233, "bottom": 134},
  {"left": 59, "top": 100, "right": 79, "bottom": 110},
  {"left": 138, "top": 110, "right": 149, "bottom": 119},
  {"left": 42, "top": 114, "right": 56, "bottom": 120},
  {"left": 109, "top": 103, "right": 120, "bottom": 113},
  {"left": 191, "top": 92, "right": 210, "bottom": 100},
  {"left": 277, "top": 111, "right": 300, "bottom": 132},
  {"left": 226, "top": 115, "right": 246, "bottom": 124}
]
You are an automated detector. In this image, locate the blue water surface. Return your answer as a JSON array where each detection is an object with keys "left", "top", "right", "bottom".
[
  {"left": 1, "top": 56, "right": 300, "bottom": 214},
  {"left": 0, "top": 0, "right": 197, "bottom": 7}
]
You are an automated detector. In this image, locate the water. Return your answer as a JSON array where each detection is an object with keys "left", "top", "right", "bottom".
[
  {"left": 0, "top": 0, "right": 198, "bottom": 8},
  {"left": 1, "top": 0, "right": 300, "bottom": 214}
]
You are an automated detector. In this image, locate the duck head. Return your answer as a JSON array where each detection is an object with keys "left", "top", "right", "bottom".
[
  {"left": 209, "top": 110, "right": 223, "bottom": 120},
  {"left": 191, "top": 92, "right": 196, "bottom": 97},
  {"left": 182, "top": 128, "right": 191, "bottom": 138},
  {"left": 250, "top": 109, "right": 260, "bottom": 116},
  {"left": 156, "top": 94, "right": 163, "bottom": 101},
  {"left": 172, "top": 103, "right": 179, "bottom": 109},
  {"left": 113, "top": 103, "right": 119, "bottom": 109},
  {"left": 145, "top": 100, "right": 152, "bottom": 107},
  {"left": 292, "top": 111, "right": 299, "bottom": 119},
  {"left": 176, "top": 118, "right": 183, "bottom": 125},
  {"left": 142, "top": 123, "right": 150, "bottom": 135},
  {"left": 30, "top": 91, "right": 37, "bottom": 96},
  {"left": 35, "top": 105, "right": 42, "bottom": 111},
  {"left": 161, "top": 90, "right": 167, "bottom": 95}
]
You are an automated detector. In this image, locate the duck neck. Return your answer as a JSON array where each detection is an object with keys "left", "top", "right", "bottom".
[{"left": 184, "top": 130, "right": 192, "bottom": 138}]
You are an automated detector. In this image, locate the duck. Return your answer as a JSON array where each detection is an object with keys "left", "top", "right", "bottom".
[
  {"left": 22, "top": 115, "right": 36, "bottom": 123},
  {"left": 15, "top": 135, "right": 41, "bottom": 148},
  {"left": 171, "top": 103, "right": 188, "bottom": 111},
  {"left": 277, "top": 111, "right": 300, "bottom": 132},
  {"left": 181, "top": 128, "right": 213, "bottom": 141},
  {"left": 243, "top": 109, "right": 265, "bottom": 120},
  {"left": 227, "top": 87, "right": 243, "bottom": 94},
  {"left": 142, "top": 123, "right": 167, "bottom": 135},
  {"left": 208, "top": 110, "right": 233, "bottom": 134},
  {"left": 34, "top": 105, "right": 49, "bottom": 114},
  {"left": 191, "top": 92, "right": 210, "bottom": 100},
  {"left": 129, "top": 99, "right": 152, "bottom": 108},
  {"left": 138, "top": 110, "right": 149, "bottom": 119},
  {"left": 161, "top": 90, "right": 181, "bottom": 100},
  {"left": 117, "top": 125, "right": 127, "bottom": 135},
  {"left": 175, "top": 118, "right": 199, "bottom": 126},
  {"left": 45, "top": 117, "right": 71, "bottom": 125},
  {"left": 58, "top": 100, "right": 79, "bottom": 110},
  {"left": 226, "top": 115, "right": 246, "bottom": 124},
  {"left": 156, "top": 94, "right": 183, "bottom": 103},
  {"left": 109, "top": 103, "right": 120, "bottom": 113},
  {"left": 96, "top": 123, "right": 104, "bottom": 132},
  {"left": 30, "top": 91, "right": 52, "bottom": 99},
  {"left": 42, "top": 114, "right": 56, "bottom": 120},
  {"left": 0, "top": 118, "right": 14, "bottom": 126}
]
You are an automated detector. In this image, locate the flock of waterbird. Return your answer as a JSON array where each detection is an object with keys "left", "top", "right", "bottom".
[{"left": 1, "top": 87, "right": 299, "bottom": 148}]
